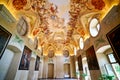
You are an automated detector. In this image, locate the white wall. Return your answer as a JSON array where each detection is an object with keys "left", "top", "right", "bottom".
[
  {"left": 0, "top": 49, "right": 14, "bottom": 80},
  {"left": 82, "top": 57, "right": 91, "bottom": 80},
  {"left": 96, "top": 53, "right": 109, "bottom": 74},
  {"left": 38, "top": 59, "right": 43, "bottom": 78},
  {"left": 14, "top": 70, "right": 29, "bottom": 80},
  {"left": 33, "top": 71, "right": 39, "bottom": 80}
]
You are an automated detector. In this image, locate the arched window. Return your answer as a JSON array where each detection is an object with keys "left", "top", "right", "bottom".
[
  {"left": 89, "top": 18, "right": 100, "bottom": 37},
  {"left": 79, "top": 37, "right": 84, "bottom": 49}
]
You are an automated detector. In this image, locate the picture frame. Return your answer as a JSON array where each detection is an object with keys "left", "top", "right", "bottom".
[
  {"left": 106, "top": 24, "right": 120, "bottom": 64},
  {"left": 77, "top": 55, "right": 83, "bottom": 70},
  {"left": 0, "top": 25, "right": 12, "bottom": 59},
  {"left": 86, "top": 46, "right": 100, "bottom": 70},
  {"left": 19, "top": 46, "right": 32, "bottom": 70}
]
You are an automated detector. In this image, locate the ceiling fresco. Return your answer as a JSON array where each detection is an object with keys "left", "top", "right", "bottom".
[{"left": 0, "top": 0, "right": 119, "bottom": 56}]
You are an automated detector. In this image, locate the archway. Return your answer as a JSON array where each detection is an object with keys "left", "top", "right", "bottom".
[
  {"left": 0, "top": 45, "right": 22, "bottom": 80},
  {"left": 64, "top": 63, "right": 70, "bottom": 78},
  {"left": 0, "top": 49, "right": 14, "bottom": 80},
  {"left": 96, "top": 45, "right": 119, "bottom": 79},
  {"left": 5, "top": 45, "right": 22, "bottom": 80},
  {"left": 96, "top": 45, "right": 112, "bottom": 74}
]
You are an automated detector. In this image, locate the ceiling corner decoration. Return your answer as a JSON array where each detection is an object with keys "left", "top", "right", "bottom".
[
  {"left": 63, "top": 50, "right": 69, "bottom": 57},
  {"left": 48, "top": 49, "right": 55, "bottom": 58},
  {"left": 12, "top": 0, "right": 27, "bottom": 10},
  {"left": 1, "top": 0, "right": 120, "bottom": 56},
  {"left": 91, "top": 0, "right": 105, "bottom": 10}
]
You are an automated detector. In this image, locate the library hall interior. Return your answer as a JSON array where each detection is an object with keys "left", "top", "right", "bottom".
[{"left": 0, "top": 0, "right": 120, "bottom": 80}]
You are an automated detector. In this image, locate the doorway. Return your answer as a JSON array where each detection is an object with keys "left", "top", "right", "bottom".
[
  {"left": 64, "top": 63, "right": 70, "bottom": 78},
  {"left": 48, "top": 63, "right": 54, "bottom": 78}
]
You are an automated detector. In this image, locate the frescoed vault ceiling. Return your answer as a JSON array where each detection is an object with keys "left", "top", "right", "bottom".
[{"left": 0, "top": 0, "right": 119, "bottom": 56}]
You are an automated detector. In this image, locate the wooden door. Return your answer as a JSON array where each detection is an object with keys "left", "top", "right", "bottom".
[{"left": 48, "top": 64, "right": 54, "bottom": 78}]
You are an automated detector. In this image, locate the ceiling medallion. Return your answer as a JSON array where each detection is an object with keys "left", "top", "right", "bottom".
[
  {"left": 17, "top": 17, "right": 28, "bottom": 36},
  {"left": 63, "top": 50, "right": 69, "bottom": 57}
]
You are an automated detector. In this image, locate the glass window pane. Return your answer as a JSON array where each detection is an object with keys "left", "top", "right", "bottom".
[
  {"left": 79, "top": 37, "right": 84, "bottom": 49},
  {"left": 112, "top": 63, "right": 120, "bottom": 80},
  {"left": 105, "top": 64, "right": 115, "bottom": 76},
  {"left": 108, "top": 54, "right": 116, "bottom": 63}
]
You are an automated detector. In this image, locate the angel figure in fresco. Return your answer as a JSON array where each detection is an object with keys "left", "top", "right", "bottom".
[{"left": 49, "top": 3, "right": 58, "bottom": 14}]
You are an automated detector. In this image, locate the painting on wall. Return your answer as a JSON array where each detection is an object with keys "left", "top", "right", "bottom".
[
  {"left": 35, "top": 56, "right": 40, "bottom": 71},
  {"left": 86, "top": 46, "right": 99, "bottom": 70},
  {"left": 19, "top": 46, "right": 32, "bottom": 70},
  {"left": 0, "top": 25, "right": 12, "bottom": 59},
  {"left": 106, "top": 24, "right": 120, "bottom": 64}
]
